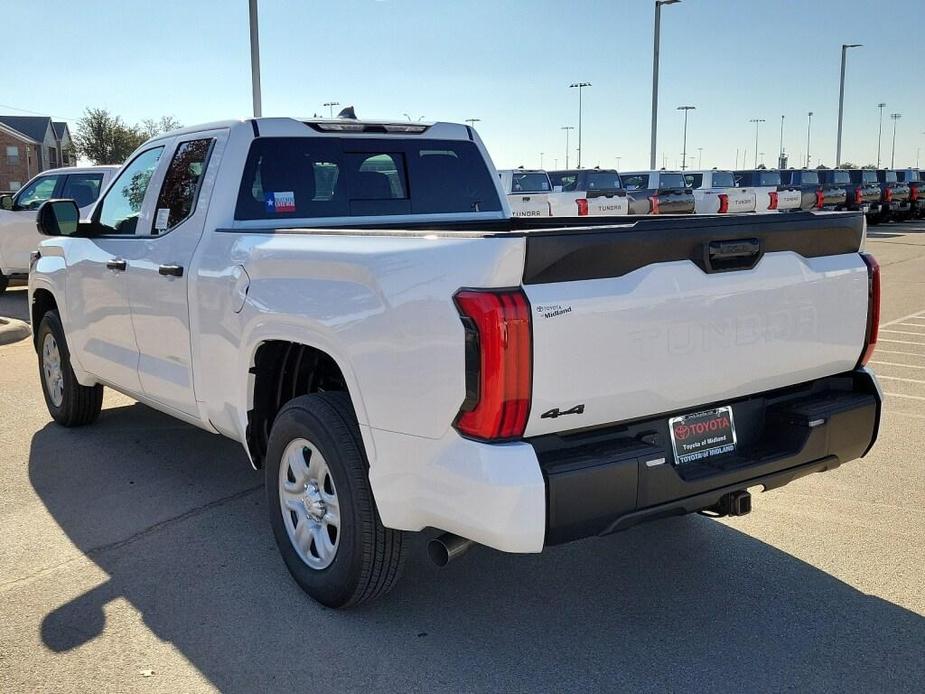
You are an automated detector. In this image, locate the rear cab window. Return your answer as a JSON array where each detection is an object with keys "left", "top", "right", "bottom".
[
  {"left": 711, "top": 172, "right": 736, "bottom": 188},
  {"left": 583, "top": 171, "right": 622, "bottom": 191},
  {"left": 235, "top": 137, "right": 502, "bottom": 220},
  {"left": 861, "top": 170, "right": 878, "bottom": 184},
  {"left": 796, "top": 171, "right": 819, "bottom": 185},
  {"left": 621, "top": 174, "right": 649, "bottom": 191},
  {"left": 757, "top": 171, "right": 782, "bottom": 187},
  {"left": 510, "top": 172, "right": 551, "bottom": 193},
  {"left": 832, "top": 171, "right": 851, "bottom": 185},
  {"left": 657, "top": 173, "right": 686, "bottom": 189},
  {"left": 879, "top": 170, "right": 898, "bottom": 183}
]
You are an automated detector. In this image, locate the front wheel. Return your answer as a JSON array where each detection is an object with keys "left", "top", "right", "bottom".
[
  {"left": 265, "top": 392, "right": 407, "bottom": 608},
  {"left": 36, "top": 310, "right": 103, "bottom": 426}
]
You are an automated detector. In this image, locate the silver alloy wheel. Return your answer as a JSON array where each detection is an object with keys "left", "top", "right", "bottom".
[
  {"left": 41, "top": 333, "right": 64, "bottom": 408},
  {"left": 279, "top": 438, "right": 341, "bottom": 570}
]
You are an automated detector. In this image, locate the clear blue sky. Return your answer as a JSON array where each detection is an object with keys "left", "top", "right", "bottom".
[{"left": 3, "top": 0, "right": 923, "bottom": 170}]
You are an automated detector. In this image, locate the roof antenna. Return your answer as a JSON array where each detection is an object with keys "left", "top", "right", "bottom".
[{"left": 337, "top": 106, "right": 357, "bottom": 120}]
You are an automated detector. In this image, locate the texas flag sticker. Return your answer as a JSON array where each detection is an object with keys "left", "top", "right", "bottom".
[{"left": 265, "top": 191, "right": 296, "bottom": 213}]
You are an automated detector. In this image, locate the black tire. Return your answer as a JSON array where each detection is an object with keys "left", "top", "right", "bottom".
[
  {"left": 36, "top": 310, "right": 103, "bottom": 426},
  {"left": 265, "top": 392, "right": 407, "bottom": 608},
  {"left": 0, "top": 272, "right": 8, "bottom": 294},
  {"left": 867, "top": 215, "right": 880, "bottom": 226}
]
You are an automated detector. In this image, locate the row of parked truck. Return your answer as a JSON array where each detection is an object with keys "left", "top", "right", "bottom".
[{"left": 499, "top": 166, "right": 925, "bottom": 225}]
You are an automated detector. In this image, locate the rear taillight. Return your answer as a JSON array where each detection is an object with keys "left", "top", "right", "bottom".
[
  {"left": 649, "top": 195, "right": 661, "bottom": 214},
  {"left": 717, "top": 193, "right": 729, "bottom": 213},
  {"left": 816, "top": 189, "right": 825, "bottom": 208},
  {"left": 453, "top": 289, "right": 532, "bottom": 441},
  {"left": 768, "top": 191, "right": 779, "bottom": 210},
  {"left": 884, "top": 187, "right": 893, "bottom": 203},
  {"left": 854, "top": 187, "right": 863, "bottom": 206},
  {"left": 858, "top": 253, "right": 880, "bottom": 367},
  {"left": 911, "top": 186, "right": 919, "bottom": 202},
  {"left": 576, "top": 198, "right": 589, "bottom": 216}
]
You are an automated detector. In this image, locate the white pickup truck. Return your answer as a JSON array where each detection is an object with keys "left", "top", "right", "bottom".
[
  {"left": 683, "top": 170, "right": 757, "bottom": 214},
  {"left": 734, "top": 169, "right": 802, "bottom": 213},
  {"left": 29, "top": 117, "right": 883, "bottom": 608},
  {"left": 546, "top": 169, "right": 629, "bottom": 217},
  {"left": 497, "top": 169, "right": 551, "bottom": 217},
  {"left": 0, "top": 165, "right": 118, "bottom": 291}
]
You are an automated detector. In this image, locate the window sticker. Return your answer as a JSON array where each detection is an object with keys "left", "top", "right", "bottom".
[
  {"left": 154, "top": 207, "right": 171, "bottom": 231},
  {"left": 265, "top": 191, "right": 296, "bottom": 213}
]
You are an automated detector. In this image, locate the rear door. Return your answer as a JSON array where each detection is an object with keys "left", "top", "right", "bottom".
[
  {"left": 124, "top": 130, "right": 225, "bottom": 416},
  {"left": 520, "top": 214, "right": 869, "bottom": 436}
]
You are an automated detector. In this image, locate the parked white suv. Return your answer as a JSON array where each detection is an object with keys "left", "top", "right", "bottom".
[
  {"left": 29, "top": 117, "right": 882, "bottom": 607},
  {"left": 0, "top": 165, "right": 118, "bottom": 290}
]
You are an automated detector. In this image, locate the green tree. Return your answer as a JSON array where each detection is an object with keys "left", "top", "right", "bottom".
[
  {"left": 839, "top": 162, "right": 859, "bottom": 169},
  {"left": 73, "top": 108, "right": 182, "bottom": 165},
  {"left": 139, "top": 115, "right": 182, "bottom": 139}
]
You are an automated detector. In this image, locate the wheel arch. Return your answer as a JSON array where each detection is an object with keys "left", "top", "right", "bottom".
[{"left": 30, "top": 287, "right": 59, "bottom": 351}]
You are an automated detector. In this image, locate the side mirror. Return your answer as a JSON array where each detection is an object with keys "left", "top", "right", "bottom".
[
  {"left": 36, "top": 199, "right": 80, "bottom": 237},
  {"left": 0, "top": 194, "right": 13, "bottom": 211}
]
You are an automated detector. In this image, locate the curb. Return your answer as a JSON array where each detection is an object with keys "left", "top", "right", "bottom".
[{"left": 0, "top": 317, "right": 31, "bottom": 346}]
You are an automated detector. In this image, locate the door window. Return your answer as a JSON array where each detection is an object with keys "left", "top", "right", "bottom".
[
  {"left": 96, "top": 147, "right": 164, "bottom": 234},
  {"left": 152, "top": 139, "right": 214, "bottom": 233},
  {"left": 621, "top": 174, "right": 649, "bottom": 191},
  {"left": 61, "top": 173, "right": 104, "bottom": 208},
  {"left": 14, "top": 175, "right": 61, "bottom": 210}
]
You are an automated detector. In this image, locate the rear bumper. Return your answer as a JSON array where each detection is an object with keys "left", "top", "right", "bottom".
[{"left": 532, "top": 369, "right": 882, "bottom": 545}]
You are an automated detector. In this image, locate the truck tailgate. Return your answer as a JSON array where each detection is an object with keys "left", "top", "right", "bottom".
[{"left": 520, "top": 213, "right": 868, "bottom": 436}]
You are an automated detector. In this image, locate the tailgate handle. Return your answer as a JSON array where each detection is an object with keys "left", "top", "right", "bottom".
[{"left": 704, "top": 238, "right": 761, "bottom": 273}]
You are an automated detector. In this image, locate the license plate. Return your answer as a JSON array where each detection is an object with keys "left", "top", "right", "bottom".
[{"left": 669, "top": 406, "right": 737, "bottom": 465}]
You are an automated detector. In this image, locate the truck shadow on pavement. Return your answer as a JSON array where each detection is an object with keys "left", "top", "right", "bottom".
[
  {"left": 0, "top": 286, "right": 29, "bottom": 322},
  {"left": 29, "top": 403, "right": 925, "bottom": 692}
]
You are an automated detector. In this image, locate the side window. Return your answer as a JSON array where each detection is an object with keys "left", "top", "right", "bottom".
[
  {"left": 152, "top": 138, "right": 214, "bottom": 233},
  {"left": 96, "top": 147, "right": 164, "bottom": 235},
  {"left": 685, "top": 173, "right": 703, "bottom": 188},
  {"left": 61, "top": 173, "right": 104, "bottom": 208},
  {"left": 558, "top": 175, "right": 577, "bottom": 192},
  {"left": 14, "top": 175, "right": 61, "bottom": 210}
]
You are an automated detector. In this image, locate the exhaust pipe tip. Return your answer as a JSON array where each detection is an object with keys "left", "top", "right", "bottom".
[{"left": 427, "top": 533, "right": 475, "bottom": 567}]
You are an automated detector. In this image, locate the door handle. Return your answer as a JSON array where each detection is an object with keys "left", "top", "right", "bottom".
[
  {"left": 106, "top": 258, "right": 126, "bottom": 271},
  {"left": 158, "top": 264, "right": 184, "bottom": 277}
]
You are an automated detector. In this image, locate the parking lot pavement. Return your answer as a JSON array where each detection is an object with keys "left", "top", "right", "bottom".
[{"left": 1, "top": 225, "right": 924, "bottom": 693}]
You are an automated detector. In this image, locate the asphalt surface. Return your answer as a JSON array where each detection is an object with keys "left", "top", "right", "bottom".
[{"left": 1, "top": 223, "right": 924, "bottom": 693}]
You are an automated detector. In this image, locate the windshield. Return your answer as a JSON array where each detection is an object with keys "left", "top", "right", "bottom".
[{"left": 509, "top": 172, "right": 550, "bottom": 193}]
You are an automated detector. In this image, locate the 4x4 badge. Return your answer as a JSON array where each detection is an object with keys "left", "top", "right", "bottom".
[{"left": 541, "top": 404, "right": 585, "bottom": 419}]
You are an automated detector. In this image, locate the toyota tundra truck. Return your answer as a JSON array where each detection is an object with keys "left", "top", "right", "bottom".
[{"left": 29, "top": 117, "right": 883, "bottom": 608}]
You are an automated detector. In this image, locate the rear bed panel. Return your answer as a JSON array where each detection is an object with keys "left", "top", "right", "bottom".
[{"left": 520, "top": 213, "right": 868, "bottom": 437}]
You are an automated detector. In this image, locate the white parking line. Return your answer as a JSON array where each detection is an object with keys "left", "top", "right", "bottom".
[
  {"left": 878, "top": 375, "right": 925, "bottom": 385},
  {"left": 875, "top": 349, "right": 925, "bottom": 358},
  {"left": 885, "top": 392, "right": 925, "bottom": 401},
  {"left": 893, "top": 324, "right": 925, "bottom": 331},
  {"left": 881, "top": 309, "right": 925, "bottom": 327},
  {"left": 870, "top": 361, "right": 925, "bottom": 369},
  {"left": 881, "top": 330, "right": 925, "bottom": 338},
  {"left": 880, "top": 338, "right": 925, "bottom": 346}
]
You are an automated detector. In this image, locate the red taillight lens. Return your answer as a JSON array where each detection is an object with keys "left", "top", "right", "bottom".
[
  {"left": 453, "top": 289, "right": 532, "bottom": 441},
  {"left": 649, "top": 195, "right": 661, "bottom": 214},
  {"left": 717, "top": 193, "right": 729, "bottom": 213},
  {"left": 576, "top": 198, "right": 589, "bottom": 216},
  {"left": 911, "top": 186, "right": 919, "bottom": 202},
  {"left": 768, "top": 191, "right": 779, "bottom": 210},
  {"left": 854, "top": 187, "right": 863, "bottom": 205},
  {"left": 816, "top": 190, "right": 825, "bottom": 208},
  {"left": 859, "top": 253, "right": 880, "bottom": 367},
  {"left": 884, "top": 187, "right": 893, "bottom": 203}
]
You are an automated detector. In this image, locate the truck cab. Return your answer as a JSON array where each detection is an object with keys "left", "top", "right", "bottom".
[
  {"left": 497, "top": 169, "right": 552, "bottom": 217},
  {"left": 0, "top": 165, "right": 118, "bottom": 290},
  {"left": 620, "top": 170, "right": 695, "bottom": 215},
  {"left": 683, "top": 170, "right": 756, "bottom": 214},
  {"left": 546, "top": 169, "right": 629, "bottom": 217}
]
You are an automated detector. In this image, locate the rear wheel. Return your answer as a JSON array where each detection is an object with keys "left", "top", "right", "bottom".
[
  {"left": 0, "top": 272, "right": 8, "bottom": 294},
  {"left": 36, "top": 310, "right": 103, "bottom": 426},
  {"left": 265, "top": 392, "right": 406, "bottom": 608}
]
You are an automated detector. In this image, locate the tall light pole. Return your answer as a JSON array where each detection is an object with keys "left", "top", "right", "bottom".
[
  {"left": 650, "top": 0, "right": 681, "bottom": 169},
  {"left": 324, "top": 102, "right": 340, "bottom": 118},
  {"left": 540, "top": 152, "right": 544, "bottom": 168},
  {"left": 876, "top": 103, "right": 886, "bottom": 167},
  {"left": 561, "top": 126, "right": 574, "bottom": 169},
  {"left": 806, "top": 111, "right": 813, "bottom": 167},
  {"left": 890, "top": 113, "right": 902, "bottom": 168},
  {"left": 570, "top": 82, "right": 591, "bottom": 168},
  {"left": 465, "top": 118, "right": 481, "bottom": 128},
  {"left": 697, "top": 147, "right": 703, "bottom": 168},
  {"left": 677, "top": 105, "right": 695, "bottom": 170},
  {"left": 248, "top": 0, "right": 262, "bottom": 117},
  {"left": 778, "top": 115, "right": 785, "bottom": 164},
  {"left": 836, "top": 43, "right": 862, "bottom": 166},
  {"left": 615, "top": 155, "right": 622, "bottom": 168},
  {"left": 749, "top": 118, "right": 765, "bottom": 168}
]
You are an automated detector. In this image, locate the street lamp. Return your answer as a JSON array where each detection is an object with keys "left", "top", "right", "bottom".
[
  {"left": 890, "top": 113, "right": 902, "bottom": 168},
  {"left": 615, "top": 155, "right": 622, "bottom": 168},
  {"left": 836, "top": 43, "right": 862, "bottom": 166},
  {"left": 778, "top": 115, "right": 785, "bottom": 163},
  {"left": 540, "top": 152, "right": 544, "bottom": 168},
  {"left": 876, "top": 103, "right": 886, "bottom": 168},
  {"left": 697, "top": 147, "right": 703, "bottom": 168},
  {"left": 465, "top": 118, "right": 481, "bottom": 128},
  {"left": 677, "top": 105, "right": 695, "bottom": 170},
  {"left": 248, "top": 0, "right": 262, "bottom": 117},
  {"left": 650, "top": 0, "right": 681, "bottom": 169},
  {"left": 749, "top": 118, "right": 765, "bottom": 168},
  {"left": 806, "top": 111, "right": 813, "bottom": 167},
  {"left": 569, "top": 82, "right": 591, "bottom": 168},
  {"left": 324, "top": 101, "right": 340, "bottom": 118},
  {"left": 561, "top": 126, "right": 575, "bottom": 169}
]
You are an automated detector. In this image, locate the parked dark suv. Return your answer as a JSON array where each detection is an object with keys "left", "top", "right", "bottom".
[
  {"left": 874, "top": 169, "right": 912, "bottom": 222},
  {"left": 894, "top": 169, "right": 924, "bottom": 218}
]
